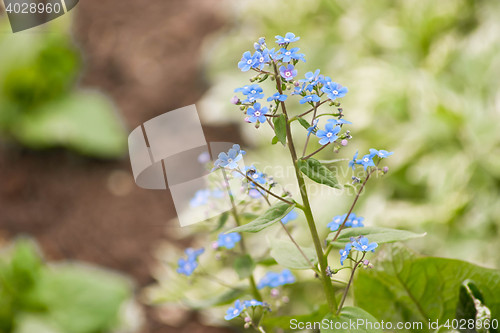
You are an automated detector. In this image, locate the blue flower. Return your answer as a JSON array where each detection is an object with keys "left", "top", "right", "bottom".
[
  {"left": 275, "top": 32, "right": 300, "bottom": 44},
  {"left": 217, "top": 232, "right": 241, "bottom": 249},
  {"left": 322, "top": 81, "right": 348, "bottom": 101},
  {"left": 339, "top": 243, "right": 352, "bottom": 266},
  {"left": 244, "top": 299, "right": 263, "bottom": 307},
  {"left": 369, "top": 148, "right": 394, "bottom": 158},
  {"left": 249, "top": 172, "right": 266, "bottom": 186},
  {"left": 299, "top": 94, "right": 321, "bottom": 104},
  {"left": 281, "top": 209, "right": 298, "bottom": 224},
  {"left": 276, "top": 47, "right": 305, "bottom": 63},
  {"left": 267, "top": 92, "right": 288, "bottom": 102},
  {"left": 224, "top": 300, "right": 245, "bottom": 320},
  {"left": 238, "top": 51, "right": 257, "bottom": 72},
  {"left": 257, "top": 269, "right": 296, "bottom": 289},
  {"left": 235, "top": 84, "right": 264, "bottom": 103},
  {"left": 307, "top": 119, "right": 319, "bottom": 135},
  {"left": 348, "top": 151, "right": 359, "bottom": 170},
  {"left": 328, "top": 118, "right": 352, "bottom": 125},
  {"left": 254, "top": 49, "right": 271, "bottom": 70},
  {"left": 190, "top": 189, "right": 210, "bottom": 207},
  {"left": 316, "top": 122, "right": 341, "bottom": 145},
  {"left": 184, "top": 247, "right": 205, "bottom": 260},
  {"left": 352, "top": 236, "right": 378, "bottom": 253},
  {"left": 279, "top": 64, "right": 298, "bottom": 81},
  {"left": 214, "top": 144, "right": 245, "bottom": 170},
  {"left": 177, "top": 247, "right": 204, "bottom": 276},
  {"left": 349, "top": 214, "right": 364, "bottom": 228},
  {"left": 327, "top": 213, "right": 347, "bottom": 231},
  {"left": 247, "top": 103, "right": 268, "bottom": 123},
  {"left": 358, "top": 153, "right": 376, "bottom": 170},
  {"left": 176, "top": 257, "right": 198, "bottom": 276}
]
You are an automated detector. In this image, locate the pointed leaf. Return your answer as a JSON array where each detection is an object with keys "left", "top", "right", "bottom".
[
  {"left": 321, "top": 307, "right": 382, "bottom": 332},
  {"left": 273, "top": 114, "right": 287, "bottom": 146},
  {"left": 329, "top": 227, "right": 426, "bottom": 248},
  {"left": 270, "top": 239, "right": 318, "bottom": 270},
  {"left": 298, "top": 158, "right": 341, "bottom": 189},
  {"left": 226, "top": 202, "right": 295, "bottom": 233}
]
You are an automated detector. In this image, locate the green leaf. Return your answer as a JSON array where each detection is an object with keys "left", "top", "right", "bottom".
[
  {"left": 298, "top": 158, "right": 341, "bottom": 189},
  {"left": 271, "top": 135, "right": 279, "bottom": 145},
  {"left": 233, "top": 254, "right": 256, "bottom": 279},
  {"left": 16, "top": 91, "right": 127, "bottom": 158},
  {"left": 212, "top": 212, "right": 229, "bottom": 233},
  {"left": 273, "top": 114, "right": 287, "bottom": 145},
  {"left": 270, "top": 239, "right": 318, "bottom": 270},
  {"left": 329, "top": 227, "right": 426, "bottom": 248},
  {"left": 226, "top": 202, "right": 295, "bottom": 233},
  {"left": 298, "top": 117, "right": 311, "bottom": 130},
  {"left": 321, "top": 307, "right": 382, "bottom": 332},
  {"left": 355, "top": 245, "right": 500, "bottom": 330},
  {"left": 456, "top": 280, "right": 493, "bottom": 331}
]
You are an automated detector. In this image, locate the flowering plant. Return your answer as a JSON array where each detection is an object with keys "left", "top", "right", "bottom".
[{"left": 146, "top": 33, "right": 500, "bottom": 332}]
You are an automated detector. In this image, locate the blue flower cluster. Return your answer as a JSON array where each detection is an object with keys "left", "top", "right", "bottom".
[
  {"left": 349, "top": 148, "right": 394, "bottom": 171},
  {"left": 327, "top": 212, "right": 364, "bottom": 231},
  {"left": 224, "top": 299, "right": 267, "bottom": 320},
  {"left": 214, "top": 144, "right": 246, "bottom": 170},
  {"left": 216, "top": 232, "right": 241, "bottom": 250},
  {"left": 190, "top": 189, "right": 224, "bottom": 207},
  {"left": 257, "top": 269, "right": 296, "bottom": 289},
  {"left": 177, "top": 247, "right": 204, "bottom": 276},
  {"left": 339, "top": 236, "right": 378, "bottom": 266}
]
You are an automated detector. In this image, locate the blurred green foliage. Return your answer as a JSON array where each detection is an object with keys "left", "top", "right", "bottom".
[
  {"left": 0, "top": 239, "right": 133, "bottom": 333},
  {"left": 199, "top": 0, "right": 500, "bottom": 267},
  {"left": 0, "top": 19, "right": 127, "bottom": 158}
]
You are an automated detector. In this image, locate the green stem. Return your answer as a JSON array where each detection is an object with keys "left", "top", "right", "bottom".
[
  {"left": 221, "top": 169, "right": 263, "bottom": 302},
  {"left": 336, "top": 253, "right": 366, "bottom": 315},
  {"left": 272, "top": 62, "right": 337, "bottom": 312}
]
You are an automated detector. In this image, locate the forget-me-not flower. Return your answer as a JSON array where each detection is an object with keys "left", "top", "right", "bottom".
[
  {"left": 276, "top": 47, "right": 305, "bottom": 63},
  {"left": 339, "top": 243, "right": 352, "bottom": 266},
  {"left": 267, "top": 92, "right": 288, "bottom": 102},
  {"left": 214, "top": 144, "right": 245, "bottom": 170},
  {"left": 224, "top": 300, "right": 245, "bottom": 320},
  {"left": 235, "top": 84, "right": 264, "bottom": 103},
  {"left": 322, "top": 81, "right": 348, "bottom": 101},
  {"left": 352, "top": 236, "right": 378, "bottom": 253},
  {"left": 299, "top": 94, "right": 321, "bottom": 104},
  {"left": 238, "top": 51, "right": 257, "bottom": 72},
  {"left": 369, "top": 148, "right": 394, "bottom": 158},
  {"left": 358, "top": 153, "right": 376, "bottom": 170},
  {"left": 247, "top": 103, "right": 268, "bottom": 123},
  {"left": 177, "top": 247, "right": 204, "bottom": 276},
  {"left": 348, "top": 151, "right": 359, "bottom": 170},
  {"left": 316, "top": 122, "right": 341, "bottom": 145},
  {"left": 254, "top": 49, "right": 271, "bottom": 70},
  {"left": 279, "top": 64, "right": 298, "bottom": 81},
  {"left": 328, "top": 118, "right": 352, "bottom": 125},
  {"left": 257, "top": 269, "right": 296, "bottom": 289},
  {"left": 275, "top": 32, "right": 300, "bottom": 44},
  {"left": 217, "top": 232, "right": 241, "bottom": 249}
]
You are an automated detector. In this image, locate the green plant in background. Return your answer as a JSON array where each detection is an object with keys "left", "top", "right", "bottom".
[
  {"left": 198, "top": 0, "right": 500, "bottom": 268},
  {"left": 0, "top": 239, "right": 137, "bottom": 333},
  {"left": 0, "top": 18, "right": 126, "bottom": 158},
  {"left": 146, "top": 33, "right": 500, "bottom": 332}
]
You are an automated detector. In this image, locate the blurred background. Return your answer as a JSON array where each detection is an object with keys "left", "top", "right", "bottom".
[{"left": 0, "top": 0, "right": 499, "bottom": 332}]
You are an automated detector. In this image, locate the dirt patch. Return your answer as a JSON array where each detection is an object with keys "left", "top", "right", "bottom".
[{"left": 0, "top": 0, "right": 239, "bottom": 332}]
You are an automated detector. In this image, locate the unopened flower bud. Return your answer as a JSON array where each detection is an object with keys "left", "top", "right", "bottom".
[
  {"left": 383, "top": 166, "right": 389, "bottom": 174},
  {"left": 282, "top": 296, "right": 290, "bottom": 303},
  {"left": 231, "top": 96, "right": 240, "bottom": 105},
  {"left": 211, "top": 241, "right": 219, "bottom": 250},
  {"left": 341, "top": 139, "right": 348, "bottom": 146},
  {"left": 244, "top": 316, "right": 252, "bottom": 323},
  {"left": 244, "top": 323, "right": 251, "bottom": 329},
  {"left": 270, "top": 288, "right": 279, "bottom": 297},
  {"left": 294, "top": 81, "right": 300, "bottom": 87},
  {"left": 244, "top": 117, "right": 251, "bottom": 123}
]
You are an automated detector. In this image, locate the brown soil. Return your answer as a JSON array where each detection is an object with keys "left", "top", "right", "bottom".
[{"left": 0, "top": 0, "right": 241, "bottom": 332}]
